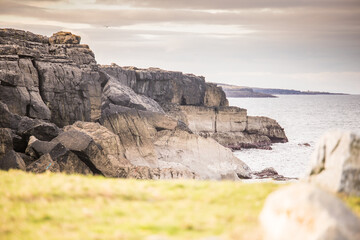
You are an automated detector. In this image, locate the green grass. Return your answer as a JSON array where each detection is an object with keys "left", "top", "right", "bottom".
[{"left": 0, "top": 170, "right": 359, "bottom": 240}]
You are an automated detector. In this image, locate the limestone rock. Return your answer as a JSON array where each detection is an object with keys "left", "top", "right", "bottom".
[
  {"left": 27, "top": 153, "right": 60, "bottom": 173},
  {"left": 0, "top": 28, "right": 101, "bottom": 127},
  {"left": 49, "top": 31, "right": 81, "bottom": 44},
  {"left": 246, "top": 116, "right": 288, "bottom": 143},
  {"left": 102, "top": 74, "right": 164, "bottom": 113},
  {"left": 101, "top": 65, "right": 209, "bottom": 106},
  {"left": 154, "top": 129, "right": 250, "bottom": 180},
  {"left": 101, "top": 106, "right": 251, "bottom": 179},
  {"left": 260, "top": 183, "right": 360, "bottom": 240},
  {"left": 308, "top": 130, "right": 360, "bottom": 196},
  {"left": 0, "top": 101, "right": 21, "bottom": 130},
  {"left": 0, "top": 150, "right": 26, "bottom": 171},
  {"left": 204, "top": 83, "right": 229, "bottom": 107},
  {"left": 53, "top": 121, "right": 131, "bottom": 177}
]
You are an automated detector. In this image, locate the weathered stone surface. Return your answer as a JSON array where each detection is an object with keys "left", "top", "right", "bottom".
[
  {"left": 101, "top": 65, "right": 209, "bottom": 106},
  {"left": 102, "top": 74, "right": 164, "bottom": 113},
  {"left": 100, "top": 106, "right": 251, "bottom": 179},
  {"left": 0, "top": 28, "right": 102, "bottom": 127},
  {"left": 308, "top": 130, "right": 360, "bottom": 196},
  {"left": 0, "top": 150, "right": 26, "bottom": 171},
  {"left": 27, "top": 153, "right": 60, "bottom": 173},
  {"left": 246, "top": 116, "right": 288, "bottom": 143},
  {"left": 154, "top": 129, "right": 250, "bottom": 180},
  {"left": 17, "top": 117, "right": 60, "bottom": 141},
  {"left": 53, "top": 121, "right": 131, "bottom": 177},
  {"left": 49, "top": 31, "right": 81, "bottom": 44},
  {"left": 260, "top": 183, "right": 360, "bottom": 240},
  {"left": 25, "top": 136, "right": 58, "bottom": 158},
  {"left": 174, "top": 105, "right": 286, "bottom": 150},
  {"left": 0, "top": 101, "right": 21, "bottom": 130},
  {"left": 204, "top": 83, "right": 229, "bottom": 107},
  {"left": 49, "top": 143, "right": 93, "bottom": 175},
  {"left": 0, "top": 128, "right": 13, "bottom": 160}
]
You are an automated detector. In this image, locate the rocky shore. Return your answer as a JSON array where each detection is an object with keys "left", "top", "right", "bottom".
[{"left": 0, "top": 29, "right": 288, "bottom": 180}]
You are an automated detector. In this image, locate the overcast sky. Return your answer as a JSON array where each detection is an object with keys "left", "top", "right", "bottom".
[{"left": 1, "top": 0, "right": 359, "bottom": 93}]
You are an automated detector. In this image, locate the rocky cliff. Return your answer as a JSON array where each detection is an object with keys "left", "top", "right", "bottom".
[
  {"left": 101, "top": 64, "right": 288, "bottom": 150},
  {"left": 0, "top": 28, "right": 287, "bottom": 180}
]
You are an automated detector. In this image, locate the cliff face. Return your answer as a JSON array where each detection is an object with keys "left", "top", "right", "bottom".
[
  {"left": 101, "top": 64, "right": 288, "bottom": 149},
  {"left": 0, "top": 29, "right": 287, "bottom": 179},
  {"left": 0, "top": 29, "right": 102, "bottom": 127},
  {"left": 101, "top": 64, "right": 229, "bottom": 107}
]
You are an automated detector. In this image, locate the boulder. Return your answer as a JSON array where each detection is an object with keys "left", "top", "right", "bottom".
[
  {"left": 308, "top": 130, "right": 360, "bottom": 196},
  {"left": 27, "top": 153, "right": 60, "bottom": 173},
  {"left": 17, "top": 117, "right": 60, "bottom": 141},
  {"left": 0, "top": 150, "right": 26, "bottom": 171},
  {"left": 52, "top": 121, "right": 131, "bottom": 177},
  {"left": 49, "top": 143, "right": 93, "bottom": 175},
  {"left": 0, "top": 128, "right": 13, "bottom": 160},
  {"left": 260, "top": 183, "right": 360, "bottom": 240},
  {"left": 49, "top": 31, "right": 81, "bottom": 44},
  {"left": 25, "top": 136, "right": 58, "bottom": 158}
]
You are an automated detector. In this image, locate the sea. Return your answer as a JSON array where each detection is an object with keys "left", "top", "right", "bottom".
[{"left": 229, "top": 95, "right": 360, "bottom": 179}]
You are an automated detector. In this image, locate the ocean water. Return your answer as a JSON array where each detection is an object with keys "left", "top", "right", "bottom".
[{"left": 229, "top": 95, "right": 360, "bottom": 178}]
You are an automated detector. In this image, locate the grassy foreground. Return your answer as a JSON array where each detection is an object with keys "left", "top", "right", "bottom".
[{"left": 0, "top": 170, "right": 359, "bottom": 240}]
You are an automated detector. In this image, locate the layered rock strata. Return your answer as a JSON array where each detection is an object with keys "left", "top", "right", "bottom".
[
  {"left": 100, "top": 64, "right": 288, "bottom": 149},
  {"left": 0, "top": 29, "right": 287, "bottom": 179},
  {"left": 0, "top": 29, "right": 102, "bottom": 127}
]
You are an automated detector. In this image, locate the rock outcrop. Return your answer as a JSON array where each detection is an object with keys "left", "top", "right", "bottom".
[
  {"left": 260, "top": 183, "right": 360, "bottom": 240},
  {"left": 0, "top": 28, "right": 102, "bottom": 127},
  {"left": 308, "top": 130, "right": 360, "bottom": 196},
  {"left": 100, "top": 105, "right": 250, "bottom": 180},
  {"left": 100, "top": 64, "right": 288, "bottom": 150},
  {"left": 0, "top": 28, "right": 288, "bottom": 180}
]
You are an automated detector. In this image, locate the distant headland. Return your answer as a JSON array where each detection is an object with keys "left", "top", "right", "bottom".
[{"left": 216, "top": 83, "right": 349, "bottom": 98}]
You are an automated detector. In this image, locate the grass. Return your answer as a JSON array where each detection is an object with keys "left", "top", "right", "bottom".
[{"left": 0, "top": 170, "right": 359, "bottom": 240}]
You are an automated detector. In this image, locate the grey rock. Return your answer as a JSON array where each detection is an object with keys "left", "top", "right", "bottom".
[
  {"left": 308, "top": 130, "right": 360, "bottom": 196},
  {"left": 101, "top": 74, "right": 164, "bottom": 113},
  {"left": 0, "top": 101, "right": 21, "bottom": 130},
  {"left": 53, "top": 121, "right": 131, "bottom": 177},
  {"left": 25, "top": 136, "right": 58, "bottom": 158},
  {"left": 246, "top": 116, "right": 288, "bottom": 143},
  {"left": 0, "top": 150, "right": 26, "bottom": 171},
  {"left": 0, "top": 28, "right": 102, "bottom": 127},
  {"left": 27, "top": 153, "right": 60, "bottom": 173},
  {"left": 48, "top": 143, "right": 93, "bottom": 175},
  {"left": 17, "top": 117, "right": 60, "bottom": 141},
  {"left": 0, "top": 128, "right": 13, "bottom": 160},
  {"left": 260, "top": 183, "right": 360, "bottom": 240}
]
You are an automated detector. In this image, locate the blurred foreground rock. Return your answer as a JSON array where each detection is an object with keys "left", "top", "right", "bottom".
[
  {"left": 260, "top": 183, "right": 360, "bottom": 240},
  {"left": 308, "top": 130, "right": 360, "bottom": 196}
]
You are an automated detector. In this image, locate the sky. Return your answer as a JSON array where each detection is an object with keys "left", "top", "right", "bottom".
[{"left": 1, "top": 0, "right": 360, "bottom": 94}]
